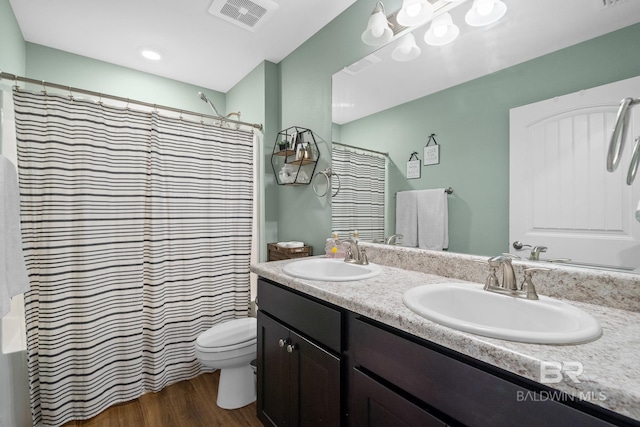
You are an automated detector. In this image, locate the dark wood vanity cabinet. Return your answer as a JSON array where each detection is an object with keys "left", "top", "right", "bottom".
[
  {"left": 350, "top": 317, "right": 631, "bottom": 427},
  {"left": 256, "top": 278, "right": 638, "bottom": 427},
  {"left": 257, "top": 279, "right": 342, "bottom": 427}
]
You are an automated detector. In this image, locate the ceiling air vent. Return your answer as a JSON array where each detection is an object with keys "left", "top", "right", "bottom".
[{"left": 208, "top": 0, "right": 279, "bottom": 32}]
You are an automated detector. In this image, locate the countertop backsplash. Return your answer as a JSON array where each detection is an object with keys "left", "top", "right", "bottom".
[{"left": 360, "top": 243, "right": 640, "bottom": 313}]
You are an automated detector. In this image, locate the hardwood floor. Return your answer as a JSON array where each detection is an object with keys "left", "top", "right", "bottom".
[{"left": 62, "top": 371, "right": 263, "bottom": 427}]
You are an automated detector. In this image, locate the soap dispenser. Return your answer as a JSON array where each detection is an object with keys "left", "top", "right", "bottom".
[{"left": 325, "top": 232, "right": 339, "bottom": 258}]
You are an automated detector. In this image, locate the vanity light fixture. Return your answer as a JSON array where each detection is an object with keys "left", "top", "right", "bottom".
[
  {"left": 392, "top": 33, "right": 422, "bottom": 61},
  {"left": 361, "top": 2, "right": 394, "bottom": 46},
  {"left": 396, "top": 0, "right": 434, "bottom": 26},
  {"left": 465, "top": 0, "right": 507, "bottom": 26},
  {"left": 364, "top": 0, "right": 508, "bottom": 61},
  {"left": 424, "top": 12, "right": 459, "bottom": 46}
]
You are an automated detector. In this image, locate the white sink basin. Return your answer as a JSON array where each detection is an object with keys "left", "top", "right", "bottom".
[
  {"left": 283, "top": 258, "right": 382, "bottom": 282},
  {"left": 403, "top": 282, "right": 602, "bottom": 344}
]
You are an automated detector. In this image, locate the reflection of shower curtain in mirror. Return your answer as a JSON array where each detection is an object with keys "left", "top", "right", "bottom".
[
  {"left": 331, "top": 147, "right": 386, "bottom": 242},
  {"left": 14, "top": 90, "right": 253, "bottom": 427}
]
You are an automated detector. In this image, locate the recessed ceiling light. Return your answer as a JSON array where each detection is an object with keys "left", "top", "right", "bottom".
[{"left": 139, "top": 48, "right": 162, "bottom": 61}]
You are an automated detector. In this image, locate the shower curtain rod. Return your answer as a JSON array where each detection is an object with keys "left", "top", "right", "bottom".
[
  {"left": 332, "top": 141, "right": 389, "bottom": 157},
  {"left": 0, "top": 71, "right": 263, "bottom": 131}
]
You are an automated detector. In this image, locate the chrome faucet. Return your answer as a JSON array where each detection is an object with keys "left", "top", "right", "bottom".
[
  {"left": 484, "top": 255, "right": 549, "bottom": 300},
  {"left": 487, "top": 255, "right": 518, "bottom": 291},
  {"left": 512, "top": 241, "right": 549, "bottom": 261},
  {"left": 530, "top": 246, "right": 547, "bottom": 260},
  {"left": 385, "top": 234, "right": 403, "bottom": 245},
  {"left": 339, "top": 238, "right": 369, "bottom": 265}
]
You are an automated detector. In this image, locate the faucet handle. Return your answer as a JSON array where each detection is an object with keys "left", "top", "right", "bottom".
[
  {"left": 476, "top": 259, "right": 501, "bottom": 290},
  {"left": 521, "top": 267, "right": 550, "bottom": 300},
  {"left": 344, "top": 245, "right": 355, "bottom": 262},
  {"left": 360, "top": 248, "right": 369, "bottom": 265}
]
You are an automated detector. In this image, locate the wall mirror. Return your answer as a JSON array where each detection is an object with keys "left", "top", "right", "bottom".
[{"left": 331, "top": 0, "right": 640, "bottom": 272}]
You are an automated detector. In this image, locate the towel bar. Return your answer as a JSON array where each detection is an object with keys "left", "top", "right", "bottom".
[{"left": 395, "top": 187, "right": 453, "bottom": 197}]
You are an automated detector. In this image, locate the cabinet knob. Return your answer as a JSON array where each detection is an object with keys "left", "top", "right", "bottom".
[
  {"left": 278, "top": 338, "right": 287, "bottom": 348},
  {"left": 286, "top": 343, "right": 298, "bottom": 353}
]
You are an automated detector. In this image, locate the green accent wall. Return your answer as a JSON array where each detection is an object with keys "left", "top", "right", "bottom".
[
  {"left": 0, "top": 0, "right": 25, "bottom": 77},
  {"left": 277, "top": 0, "right": 378, "bottom": 253},
  {"left": 24, "top": 43, "right": 225, "bottom": 115},
  {"left": 227, "top": 60, "right": 281, "bottom": 262},
  {"left": 280, "top": 17, "right": 640, "bottom": 257}
]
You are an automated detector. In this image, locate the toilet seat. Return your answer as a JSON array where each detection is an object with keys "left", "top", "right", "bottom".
[
  {"left": 194, "top": 316, "right": 257, "bottom": 409},
  {"left": 196, "top": 317, "right": 257, "bottom": 353}
]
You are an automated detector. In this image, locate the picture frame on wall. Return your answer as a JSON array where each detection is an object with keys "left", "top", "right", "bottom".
[
  {"left": 406, "top": 152, "right": 421, "bottom": 179},
  {"left": 424, "top": 134, "right": 440, "bottom": 166}
]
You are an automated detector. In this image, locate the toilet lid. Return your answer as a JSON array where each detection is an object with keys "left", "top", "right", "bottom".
[{"left": 196, "top": 317, "right": 257, "bottom": 350}]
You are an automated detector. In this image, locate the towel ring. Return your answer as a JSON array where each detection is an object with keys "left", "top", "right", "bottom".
[
  {"left": 607, "top": 98, "right": 636, "bottom": 172},
  {"left": 627, "top": 136, "right": 640, "bottom": 185},
  {"left": 313, "top": 168, "right": 341, "bottom": 197}
]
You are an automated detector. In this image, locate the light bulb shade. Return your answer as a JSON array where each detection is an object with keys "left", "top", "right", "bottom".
[
  {"left": 391, "top": 33, "right": 421, "bottom": 61},
  {"left": 424, "top": 13, "right": 459, "bottom": 46},
  {"left": 396, "top": 0, "right": 434, "bottom": 26},
  {"left": 465, "top": 0, "right": 507, "bottom": 27},
  {"left": 362, "top": 10, "right": 393, "bottom": 46}
]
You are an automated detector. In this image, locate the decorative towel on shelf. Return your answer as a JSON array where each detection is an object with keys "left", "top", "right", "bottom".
[
  {"left": 396, "top": 189, "right": 449, "bottom": 250},
  {"left": 395, "top": 190, "right": 419, "bottom": 247},
  {"left": 0, "top": 155, "right": 30, "bottom": 318},
  {"left": 416, "top": 189, "right": 448, "bottom": 251}
]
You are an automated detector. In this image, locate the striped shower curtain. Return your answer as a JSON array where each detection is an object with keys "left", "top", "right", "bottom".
[
  {"left": 331, "top": 146, "right": 386, "bottom": 242},
  {"left": 13, "top": 90, "right": 254, "bottom": 427}
]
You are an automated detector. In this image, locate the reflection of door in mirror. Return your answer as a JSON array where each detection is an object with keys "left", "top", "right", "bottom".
[
  {"left": 510, "top": 75, "right": 640, "bottom": 271},
  {"left": 331, "top": 144, "right": 387, "bottom": 243}
]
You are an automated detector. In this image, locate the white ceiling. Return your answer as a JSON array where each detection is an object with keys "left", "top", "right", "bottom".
[
  {"left": 9, "top": 0, "right": 640, "bottom": 122},
  {"left": 332, "top": 0, "right": 640, "bottom": 124},
  {"left": 9, "top": 0, "right": 357, "bottom": 92}
]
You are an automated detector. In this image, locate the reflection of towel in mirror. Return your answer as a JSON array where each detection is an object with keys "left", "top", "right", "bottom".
[
  {"left": 395, "top": 191, "right": 418, "bottom": 247},
  {"left": 1, "top": 155, "right": 30, "bottom": 318},
  {"left": 417, "top": 189, "right": 448, "bottom": 251}
]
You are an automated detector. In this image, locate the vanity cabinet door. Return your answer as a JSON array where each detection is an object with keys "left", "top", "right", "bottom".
[
  {"left": 351, "top": 369, "right": 446, "bottom": 427},
  {"left": 290, "top": 329, "right": 341, "bottom": 427},
  {"left": 258, "top": 312, "right": 290, "bottom": 427},
  {"left": 257, "top": 310, "right": 341, "bottom": 427}
]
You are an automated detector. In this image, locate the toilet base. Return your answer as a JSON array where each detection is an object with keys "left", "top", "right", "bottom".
[{"left": 216, "top": 365, "right": 256, "bottom": 409}]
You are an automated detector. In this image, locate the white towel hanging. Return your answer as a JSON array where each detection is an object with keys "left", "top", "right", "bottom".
[
  {"left": 1, "top": 155, "right": 30, "bottom": 318},
  {"left": 395, "top": 191, "right": 418, "bottom": 247},
  {"left": 416, "top": 189, "right": 449, "bottom": 251},
  {"left": 396, "top": 189, "right": 449, "bottom": 250}
]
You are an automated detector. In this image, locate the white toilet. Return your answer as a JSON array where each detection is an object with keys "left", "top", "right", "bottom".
[{"left": 195, "top": 317, "right": 257, "bottom": 409}]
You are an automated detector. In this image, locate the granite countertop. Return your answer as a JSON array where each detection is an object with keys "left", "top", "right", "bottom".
[{"left": 250, "top": 256, "right": 640, "bottom": 422}]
